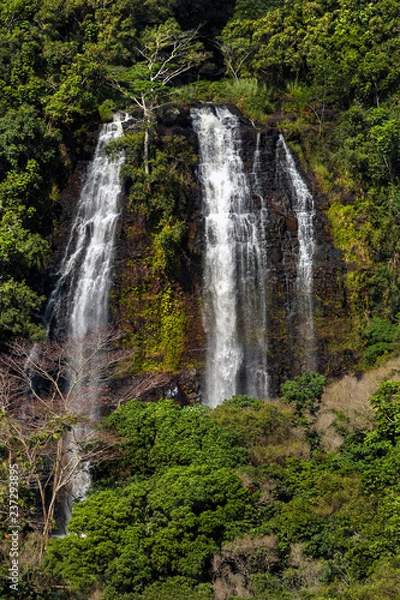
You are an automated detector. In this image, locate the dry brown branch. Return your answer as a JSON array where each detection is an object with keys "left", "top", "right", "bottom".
[{"left": 0, "top": 328, "right": 131, "bottom": 550}]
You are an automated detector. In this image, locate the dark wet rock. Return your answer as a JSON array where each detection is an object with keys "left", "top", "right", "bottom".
[
  {"left": 111, "top": 368, "right": 202, "bottom": 407},
  {"left": 91, "top": 105, "right": 351, "bottom": 402}
]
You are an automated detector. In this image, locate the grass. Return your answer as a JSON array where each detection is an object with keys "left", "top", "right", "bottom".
[{"left": 172, "top": 78, "right": 275, "bottom": 123}]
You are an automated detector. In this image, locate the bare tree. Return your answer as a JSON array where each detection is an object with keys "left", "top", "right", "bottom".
[
  {"left": 0, "top": 330, "right": 124, "bottom": 551},
  {"left": 107, "top": 18, "right": 209, "bottom": 173},
  {"left": 213, "top": 37, "right": 255, "bottom": 82}
]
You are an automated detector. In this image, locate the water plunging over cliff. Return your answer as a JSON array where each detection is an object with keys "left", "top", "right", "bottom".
[
  {"left": 276, "top": 135, "right": 316, "bottom": 370},
  {"left": 47, "top": 120, "right": 125, "bottom": 338},
  {"left": 191, "top": 106, "right": 269, "bottom": 407},
  {"left": 46, "top": 116, "right": 125, "bottom": 515}
]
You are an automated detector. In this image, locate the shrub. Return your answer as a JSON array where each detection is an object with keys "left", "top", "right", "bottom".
[
  {"left": 362, "top": 318, "right": 398, "bottom": 365},
  {"left": 281, "top": 372, "right": 327, "bottom": 416}
]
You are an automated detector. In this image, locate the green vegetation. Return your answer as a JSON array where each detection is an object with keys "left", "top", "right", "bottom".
[
  {"left": 0, "top": 380, "right": 394, "bottom": 598},
  {"left": 362, "top": 318, "right": 400, "bottom": 366},
  {"left": 281, "top": 372, "right": 327, "bottom": 416},
  {"left": 1, "top": 0, "right": 400, "bottom": 597},
  {"left": 43, "top": 400, "right": 253, "bottom": 598},
  {"left": 172, "top": 78, "right": 275, "bottom": 123}
]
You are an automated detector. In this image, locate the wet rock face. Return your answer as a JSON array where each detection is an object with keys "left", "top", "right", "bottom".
[
  {"left": 114, "top": 105, "right": 349, "bottom": 402},
  {"left": 110, "top": 369, "right": 202, "bottom": 407},
  {"left": 196, "top": 108, "right": 348, "bottom": 396}
]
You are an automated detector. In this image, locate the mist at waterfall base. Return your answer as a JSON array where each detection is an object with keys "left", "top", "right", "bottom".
[
  {"left": 191, "top": 105, "right": 317, "bottom": 408},
  {"left": 43, "top": 116, "right": 125, "bottom": 527}
]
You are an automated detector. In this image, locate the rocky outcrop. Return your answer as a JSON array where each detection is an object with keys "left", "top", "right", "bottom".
[{"left": 111, "top": 368, "right": 202, "bottom": 407}]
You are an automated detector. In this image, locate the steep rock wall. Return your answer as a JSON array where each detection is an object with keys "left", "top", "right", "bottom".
[
  {"left": 52, "top": 107, "right": 349, "bottom": 404},
  {"left": 111, "top": 104, "right": 350, "bottom": 402}
]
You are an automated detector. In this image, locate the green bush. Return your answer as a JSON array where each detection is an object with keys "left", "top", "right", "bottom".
[
  {"left": 45, "top": 465, "right": 253, "bottom": 596},
  {"left": 99, "top": 399, "right": 247, "bottom": 482},
  {"left": 139, "top": 578, "right": 213, "bottom": 600},
  {"left": 281, "top": 372, "right": 327, "bottom": 416},
  {"left": 362, "top": 318, "right": 398, "bottom": 365}
]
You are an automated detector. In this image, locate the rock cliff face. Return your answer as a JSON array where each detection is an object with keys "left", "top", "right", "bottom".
[
  {"left": 192, "top": 104, "right": 348, "bottom": 396},
  {"left": 109, "top": 105, "right": 349, "bottom": 402}
]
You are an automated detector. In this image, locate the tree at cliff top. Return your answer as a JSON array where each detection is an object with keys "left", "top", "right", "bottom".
[
  {"left": 106, "top": 18, "right": 209, "bottom": 173},
  {"left": 219, "top": 0, "right": 400, "bottom": 107}
]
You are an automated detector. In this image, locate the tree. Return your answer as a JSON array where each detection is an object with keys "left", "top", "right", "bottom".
[
  {"left": 99, "top": 399, "right": 247, "bottom": 482},
  {"left": 0, "top": 332, "right": 122, "bottom": 549},
  {"left": 368, "top": 380, "right": 400, "bottom": 445},
  {"left": 44, "top": 398, "right": 254, "bottom": 596},
  {"left": 0, "top": 278, "right": 45, "bottom": 342},
  {"left": 281, "top": 372, "right": 327, "bottom": 416},
  {"left": 362, "top": 317, "right": 398, "bottom": 365},
  {"left": 44, "top": 50, "right": 106, "bottom": 124},
  {"left": 107, "top": 18, "right": 209, "bottom": 173},
  {"left": 0, "top": 105, "right": 58, "bottom": 344},
  {"left": 45, "top": 464, "right": 253, "bottom": 596},
  {"left": 216, "top": 19, "right": 257, "bottom": 81}
]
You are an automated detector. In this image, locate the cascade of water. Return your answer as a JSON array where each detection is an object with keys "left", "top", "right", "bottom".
[
  {"left": 45, "top": 115, "right": 126, "bottom": 518},
  {"left": 191, "top": 105, "right": 269, "bottom": 407},
  {"left": 251, "top": 132, "right": 263, "bottom": 199},
  {"left": 46, "top": 118, "right": 125, "bottom": 337},
  {"left": 248, "top": 131, "right": 269, "bottom": 397},
  {"left": 276, "top": 135, "right": 316, "bottom": 370}
]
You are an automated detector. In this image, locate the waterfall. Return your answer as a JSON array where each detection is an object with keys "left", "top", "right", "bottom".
[
  {"left": 46, "top": 119, "right": 125, "bottom": 337},
  {"left": 191, "top": 106, "right": 269, "bottom": 407},
  {"left": 276, "top": 135, "right": 316, "bottom": 370},
  {"left": 248, "top": 131, "right": 269, "bottom": 397},
  {"left": 45, "top": 116, "right": 125, "bottom": 518},
  {"left": 251, "top": 132, "right": 263, "bottom": 199}
]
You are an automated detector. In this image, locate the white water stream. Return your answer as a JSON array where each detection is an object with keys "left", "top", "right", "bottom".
[
  {"left": 46, "top": 115, "right": 126, "bottom": 519},
  {"left": 276, "top": 135, "right": 316, "bottom": 369},
  {"left": 191, "top": 106, "right": 269, "bottom": 407}
]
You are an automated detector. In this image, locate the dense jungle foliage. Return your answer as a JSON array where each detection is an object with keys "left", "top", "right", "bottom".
[
  {"left": 3, "top": 382, "right": 400, "bottom": 599},
  {"left": 1, "top": 0, "right": 400, "bottom": 598}
]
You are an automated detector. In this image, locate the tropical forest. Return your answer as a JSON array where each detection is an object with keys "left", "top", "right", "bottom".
[{"left": 0, "top": 0, "right": 400, "bottom": 598}]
